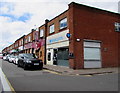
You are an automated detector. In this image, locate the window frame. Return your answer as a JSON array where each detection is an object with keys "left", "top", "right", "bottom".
[
  {"left": 59, "top": 17, "right": 67, "bottom": 30},
  {"left": 40, "top": 29, "right": 44, "bottom": 37},
  {"left": 115, "top": 22, "right": 120, "bottom": 32},
  {"left": 49, "top": 24, "right": 55, "bottom": 34}
]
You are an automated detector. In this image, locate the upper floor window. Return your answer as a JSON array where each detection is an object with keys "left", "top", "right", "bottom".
[
  {"left": 34, "top": 32, "right": 38, "bottom": 40},
  {"left": 49, "top": 24, "right": 55, "bottom": 34},
  {"left": 25, "top": 38, "right": 27, "bottom": 43},
  {"left": 60, "top": 18, "right": 67, "bottom": 29},
  {"left": 28, "top": 36, "right": 31, "bottom": 42},
  {"left": 40, "top": 29, "right": 44, "bottom": 37},
  {"left": 115, "top": 22, "right": 120, "bottom": 32},
  {"left": 21, "top": 39, "right": 23, "bottom": 45},
  {"left": 19, "top": 41, "right": 21, "bottom": 45}
]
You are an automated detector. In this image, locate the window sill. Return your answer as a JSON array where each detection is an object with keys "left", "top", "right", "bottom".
[
  {"left": 49, "top": 32, "right": 55, "bottom": 35},
  {"left": 59, "top": 27, "right": 67, "bottom": 32}
]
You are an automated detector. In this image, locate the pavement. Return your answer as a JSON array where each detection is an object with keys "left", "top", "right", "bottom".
[
  {"left": 43, "top": 65, "right": 119, "bottom": 76},
  {"left": 0, "top": 59, "right": 13, "bottom": 92}
]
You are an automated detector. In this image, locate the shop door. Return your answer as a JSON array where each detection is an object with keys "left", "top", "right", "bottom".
[
  {"left": 84, "top": 41, "right": 101, "bottom": 68},
  {"left": 47, "top": 49, "right": 53, "bottom": 65},
  {"left": 57, "top": 48, "right": 69, "bottom": 67}
]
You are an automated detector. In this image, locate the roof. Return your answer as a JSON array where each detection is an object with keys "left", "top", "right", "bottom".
[{"left": 70, "top": 2, "right": 120, "bottom": 16}]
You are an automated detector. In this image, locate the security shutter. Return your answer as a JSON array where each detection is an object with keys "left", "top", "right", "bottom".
[{"left": 84, "top": 41, "right": 102, "bottom": 68}]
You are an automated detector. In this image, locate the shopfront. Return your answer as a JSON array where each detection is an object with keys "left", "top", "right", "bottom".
[
  {"left": 24, "top": 39, "right": 44, "bottom": 59},
  {"left": 46, "top": 30, "right": 69, "bottom": 67},
  {"left": 18, "top": 46, "right": 24, "bottom": 53}
]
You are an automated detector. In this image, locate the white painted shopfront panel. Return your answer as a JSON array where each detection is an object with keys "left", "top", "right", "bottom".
[{"left": 46, "top": 30, "right": 69, "bottom": 65}]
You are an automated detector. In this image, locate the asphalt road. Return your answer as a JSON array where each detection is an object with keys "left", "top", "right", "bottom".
[{"left": 0, "top": 59, "right": 119, "bottom": 92}]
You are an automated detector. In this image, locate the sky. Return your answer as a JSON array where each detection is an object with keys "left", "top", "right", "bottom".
[{"left": 0, "top": 0, "right": 120, "bottom": 52}]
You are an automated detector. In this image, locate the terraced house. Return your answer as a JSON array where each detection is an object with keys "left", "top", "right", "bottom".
[{"left": 2, "top": 2, "right": 120, "bottom": 69}]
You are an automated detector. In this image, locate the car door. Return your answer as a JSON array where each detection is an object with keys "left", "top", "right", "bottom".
[{"left": 18, "top": 55, "right": 24, "bottom": 66}]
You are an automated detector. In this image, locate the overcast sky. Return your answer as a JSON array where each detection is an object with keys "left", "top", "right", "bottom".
[{"left": 0, "top": 0, "right": 119, "bottom": 52}]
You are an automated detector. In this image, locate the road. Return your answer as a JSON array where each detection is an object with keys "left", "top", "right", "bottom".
[{"left": 0, "top": 59, "right": 119, "bottom": 92}]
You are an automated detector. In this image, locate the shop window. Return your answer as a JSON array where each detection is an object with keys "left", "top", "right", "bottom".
[
  {"left": 59, "top": 18, "right": 67, "bottom": 29},
  {"left": 49, "top": 24, "right": 55, "bottom": 34},
  {"left": 40, "top": 29, "right": 44, "bottom": 37},
  {"left": 115, "top": 22, "right": 120, "bottom": 32},
  {"left": 48, "top": 52, "right": 51, "bottom": 61}
]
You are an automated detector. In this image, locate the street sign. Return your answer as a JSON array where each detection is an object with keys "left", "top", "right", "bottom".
[{"left": 66, "top": 33, "right": 71, "bottom": 38}]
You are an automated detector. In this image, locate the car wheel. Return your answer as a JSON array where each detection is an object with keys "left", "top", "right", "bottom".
[
  {"left": 17, "top": 61, "right": 20, "bottom": 67},
  {"left": 24, "top": 64, "right": 28, "bottom": 70},
  {"left": 39, "top": 65, "right": 43, "bottom": 70}
]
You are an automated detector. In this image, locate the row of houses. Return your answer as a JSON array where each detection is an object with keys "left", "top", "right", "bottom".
[{"left": 2, "top": 2, "right": 120, "bottom": 69}]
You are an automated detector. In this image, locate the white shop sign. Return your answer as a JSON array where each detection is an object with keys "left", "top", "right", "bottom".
[{"left": 47, "top": 29, "right": 69, "bottom": 45}]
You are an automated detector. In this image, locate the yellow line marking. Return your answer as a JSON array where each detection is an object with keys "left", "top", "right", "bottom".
[
  {"left": 2, "top": 71, "right": 16, "bottom": 93},
  {"left": 43, "top": 69, "right": 62, "bottom": 75},
  {"left": 43, "top": 70, "right": 93, "bottom": 77}
]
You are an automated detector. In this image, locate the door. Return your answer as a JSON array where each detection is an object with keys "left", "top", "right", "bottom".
[
  {"left": 57, "top": 48, "right": 69, "bottom": 67},
  {"left": 46, "top": 49, "right": 53, "bottom": 65},
  {"left": 84, "top": 41, "right": 101, "bottom": 68}
]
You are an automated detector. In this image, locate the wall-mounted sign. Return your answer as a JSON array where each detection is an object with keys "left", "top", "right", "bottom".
[
  {"left": 66, "top": 33, "right": 71, "bottom": 38},
  {"left": 47, "top": 29, "right": 69, "bottom": 44},
  {"left": 24, "top": 39, "right": 45, "bottom": 50},
  {"left": 24, "top": 43, "right": 32, "bottom": 49}
]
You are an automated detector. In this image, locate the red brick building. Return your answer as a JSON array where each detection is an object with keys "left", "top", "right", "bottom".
[
  {"left": 68, "top": 2, "right": 120, "bottom": 69},
  {"left": 2, "top": 2, "right": 120, "bottom": 69},
  {"left": 44, "top": 2, "right": 120, "bottom": 69}
]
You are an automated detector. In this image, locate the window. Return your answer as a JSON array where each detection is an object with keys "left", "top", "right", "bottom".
[
  {"left": 49, "top": 24, "right": 55, "bottom": 34},
  {"left": 28, "top": 36, "right": 31, "bottom": 42},
  {"left": 115, "top": 22, "right": 120, "bottom": 32},
  {"left": 21, "top": 39, "right": 23, "bottom": 45},
  {"left": 25, "top": 38, "right": 27, "bottom": 43},
  {"left": 40, "top": 29, "right": 44, "bottom": 37},
  {"left": 60, "top": 18, "right": 67, "bottom": 29}
]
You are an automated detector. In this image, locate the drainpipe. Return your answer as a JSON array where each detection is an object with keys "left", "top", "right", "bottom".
[
  {"left": 44, "top": 19, "right": 49, "bottom": 65},
  {"left": 23, "top": 35, "right": 25, "bottom": 53}
]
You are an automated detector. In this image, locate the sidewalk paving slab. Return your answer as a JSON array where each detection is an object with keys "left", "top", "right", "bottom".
[{"left": 43, "top": 65, "right": 119, "bottom": 76}]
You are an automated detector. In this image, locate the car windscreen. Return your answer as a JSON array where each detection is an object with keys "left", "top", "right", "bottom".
[{"left": 24, "top": 54, "right": 36, "bottom": 59}]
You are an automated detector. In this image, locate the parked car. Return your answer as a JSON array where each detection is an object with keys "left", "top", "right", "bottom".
[
  {"left": 3, "top": 56, "right": 7, "bottom": 60},
  {"left": 13, "top": 56, "right": 19, "bottom": 65},
  {"left": 9, "top": 55, "right": 15, "bottom": 63},
  {"left": 0, "top": 54, "right": 3, "bottom": 59},
  {"left": 5, "top": 54, "right": 11, "bottom": 61},
  {"left": 18, "top": 53, "right": 43, "bottom": 70},
  {"left": 7, "top": 54, "right": 14, "bottom": 62}
]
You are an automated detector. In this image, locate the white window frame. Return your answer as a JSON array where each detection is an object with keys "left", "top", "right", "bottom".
[
  {"left": 60, "top": 18, "right": 67, "bottom": 29},
  {"left": 28, "top": 36, "right": 31, "bottom": 42},
  {"left": 40, "top": 29, "right": 44, "bottom": 37},
  {"left": 49, "top": 24, "right": 55, "bottom": 34},
  {"left": 115, "top": 22, "right": 120, "bottom": 32}
]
